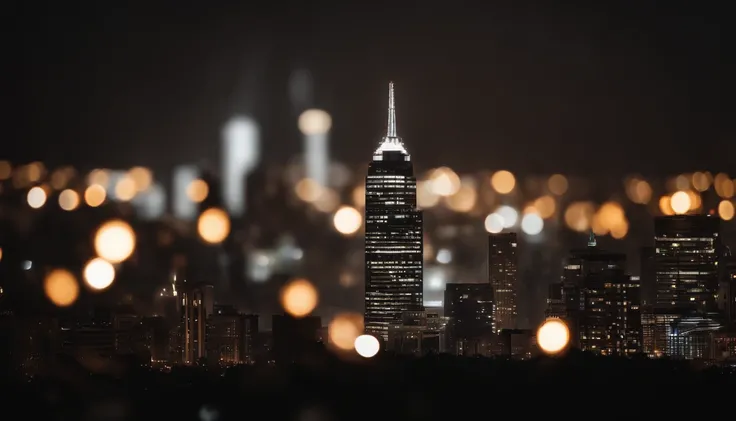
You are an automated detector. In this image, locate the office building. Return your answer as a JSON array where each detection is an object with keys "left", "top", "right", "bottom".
[
  {"left": 653, "top": 215, "right": 722, "bottom": 358},
  {"left": 488, "top": 233, "right": 518, "bottom": 331},
  {"left": 364, "top": 82, "right": 423, "bottom": 342},
  {"left": 560, "top": 235, "right": 641, "bottom": 355},
  {"left": 444, "top": 283, "right": 494, "bottom": 356}
]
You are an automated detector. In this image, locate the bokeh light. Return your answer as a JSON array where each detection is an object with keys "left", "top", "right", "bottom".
[
  {"left": 197, "top": 208, "right": 231, "bottom": 244},
  {"left": 658, "top": 195, "right": 674, "bottom": 216},
  {"left": 445, "top": 182, "right": 477, "bottom": 213},
  {"left": 536, "top": 318, "right": 570, "bottom": 355},
  {"left": 354, "top": 334, "right": 380, "bottom": 358},
  {"left": 94, "top": 220, "right": 136, "bottom": 264},
  {"left": 490, "top": 170, "right": 516, "bottom": 194},
  {"left": 328, "top": 313, "right": 364, "bottom": 351},
  {"left": 298, "top": 109, "right": 332, "bottom": 135},
  {"left": 27, "top": 186, "right": 47, "bottom": 209},
  {"left": 533, "top": 195, "right": 556, "bottom": 219},
  {"left": 521, "top": 213, "right": 544, "bottom": 236},
  {"left": 83, "top": 257, "right": 116, "bottom": 291},
  {"left": 87, "top": 169, "right": 110, "bottom": 188},
  {"left": 333, "top": 206, "right": 362, "bottom": 235},
  {"left": 128, "top": 166, "right": 153, "bottom": 192},
  {"left": 280, "top": 278, "right": 318, "bottom": 318},
  {"left": 84, "top": 184, "right": 107, "bottom": 207},
  {"left": 484, "top": 213, "right": 504, "bottom": 234},
  {"left": 495, "top": 205, "right": 518, "bottom": 228},
  {"left": 548, "top": 174, "right": 568, "bottom": 196},
  {"left": 187, "top": 179, "right": 209, "bottom": 203},
  {"left": 718, "top": 200, "right": 735, "bottom": 221},
  {"left": 295, "top": 178, "right": 324, "bottom": 202},
  {"left": 44, "top": 269, "right": 79, "bottom": 307},
  {"left": 115, "top": 176, "right": 137, "bottom": 201},
  {"left": 670, "top": 191, "right": 691, "bottom": 215},
  {"left": 564, "top": 202, "right": 595, "bottom": 232},
  {"left": 714, "top": 173, "right": 734, "bottom": 198},
  {"left": 58, "top": 189, "right": 80, "bottom": 211},
  {"left": 692, "top": 171, "right": 710, "bottom": 192},
  {"left": 428, "top": 167, "right": 460, "bottom": 197}
]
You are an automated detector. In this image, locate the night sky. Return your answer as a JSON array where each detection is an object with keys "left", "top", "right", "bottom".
[{"left": 6, "top": 1, "right": 736, "bottom": 176}]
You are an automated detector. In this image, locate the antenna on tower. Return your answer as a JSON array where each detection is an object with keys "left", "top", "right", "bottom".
[{"left": 387, "top": 82, "right": 397, "bottom": 138}]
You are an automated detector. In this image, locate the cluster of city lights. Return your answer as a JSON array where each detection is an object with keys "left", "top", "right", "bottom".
[{"left": 1, "top": 158, "right": 734, "bottom": 360}]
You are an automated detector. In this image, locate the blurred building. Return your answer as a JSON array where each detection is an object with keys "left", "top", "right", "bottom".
[
  {"left": 206, "top": 305, "right": 259, "bottom": 365},
  {"left": 221, "top": 116, "right": 260, "bottom": 217},
  {"left": 488, "top": 233, "right": 518, "bottom": 331},
  {"left": 177, "top": 282, "right": 214, "bottom": 365},
  {"left": 364, "top": 83, "right": 423, "bottom": 342},
  {"left": 444, "top": 283, "right": 494, "bottom": 356}
]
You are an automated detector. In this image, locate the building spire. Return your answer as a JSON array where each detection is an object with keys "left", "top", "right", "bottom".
[
  {"left": 588, "top": 231, "right": 597, "bottom": 247},
  {"left": 387, "top": 82, "right": 397, "bottom": 138}
]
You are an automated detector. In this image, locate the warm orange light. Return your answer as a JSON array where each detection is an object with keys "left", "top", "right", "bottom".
[
  {"left": 328, "top": 313, "right": 364, "bottom": 351},
  {"left": 280, "top": 278, "right": 318, "bottom": 318},
  {"left": 670, "top": 191, "right": 691, "bottom": 215},
  {"left": 27, "top": 186, "right": 47, "bottom": 209},
  {"left": 128, "top": 166, "right": 153, "bottom": 192},
  {"left": 94, "top": 220, "right": 136, "bottom": 263},
  {"left": 115, "top": 176, "right": 137, "bottom": 201},
  {"left": 44, "top": 269, "right": 79, "bottom": 307},
  {"left": 83, "top": 257, "right": 116, "bottom": 291},
  {"left": 186, "top": 179, "right": 209, "bottom": 203},
  {"left": 718, "top": 200, "right": 735, "bottom": 221},
  {"left": 548, "top": 174, "right": 568, "bottom": 196},
  {"left": 294, "top": 178, "right": 323, "bottom": 202},
  {"left": 197, "top": 208, "right": 231, "bottom": 244},
  {"left": 352, "top": 184, "right": 366, "bottom": 208},
  {"left": 84, "top": 184, "right": 107, "bottom": 207},
  {"left": 490, "top": 170, "right": 516, "bottom": 194},
  {"left": 536, "top": 318, "right": 570, "bottom": 355},
  {"left": 333, "top": 206, "right": 362, "bottom": 235},
  {"left": 58, "top": 189, "right": 80, "bottom": 211}
]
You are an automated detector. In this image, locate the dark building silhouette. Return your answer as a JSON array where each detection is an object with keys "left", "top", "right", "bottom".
[
  {"left": 206, "top": 305, "right": 258, "bottom": 365},
  {"left": 272, "top": 314, "right": 322, "bottom": 365},
  {"left": 444, "top": 283, "right": 494, "bottom": 356}
]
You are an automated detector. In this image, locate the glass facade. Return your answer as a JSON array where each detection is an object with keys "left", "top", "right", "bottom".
[
  {"left": 654, "top": 215, "right": 720, "bottom": 313},
  {"left": 364, "top": 83, "right": 423, "bottom": 342}
]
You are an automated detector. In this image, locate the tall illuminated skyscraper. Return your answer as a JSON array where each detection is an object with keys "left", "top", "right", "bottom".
[
  {"left": 488, "top": 233, "right": 518, "bottom": 332},
  {"left": 221, "top": 116, "right": 260, "bottom": 217},
  {"left": 364, "top": 82, "right": 423, "bottom": 342}
]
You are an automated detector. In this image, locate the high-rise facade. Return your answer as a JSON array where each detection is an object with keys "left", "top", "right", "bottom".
[
  {"left": 653, "top": 215, "right": 722, "bottom": 358},
  {"left": 444, "top": 283, "right": 494, "bottom": 356},
  {"left": 364, "top": 83, "right": 423, "bottom": 342},
  {"left": 488, "top": 233, "right": 518, "bottom": 332},
  {"left": 654, "top": 215, "right": 720, "bottom": 314},
  {"left": 558, "top": 238, "right": 641, "bottom": 355}
]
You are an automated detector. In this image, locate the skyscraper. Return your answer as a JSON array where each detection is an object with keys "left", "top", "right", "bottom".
[
  {"left": 560, "top": 237, "right": 641, "bottom": 355},
  {"left": 364, "top": 82, "right": 423, "bottom": 342},
  {"left": 653, "top": 215, "right": 722, "bottom": 358},
  {"left": 488, "top": 233, "right": 518, "bottom": 331}
]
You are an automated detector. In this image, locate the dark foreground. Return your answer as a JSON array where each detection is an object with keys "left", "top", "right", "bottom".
[{"left": 6, "top": 351, "right": 736, "bottom": 420}]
